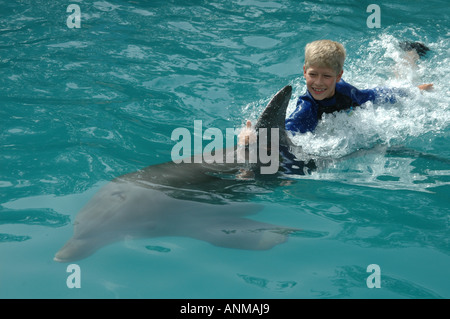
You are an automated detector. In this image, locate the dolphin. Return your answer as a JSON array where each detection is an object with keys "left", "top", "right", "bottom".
[{"left": 54, "top": 85, "right": 298, "bottom": 263}]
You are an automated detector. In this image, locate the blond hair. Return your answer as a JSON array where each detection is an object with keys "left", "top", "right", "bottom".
[{"left": 304, "top": 40, "right": 346, "bottom": 74}]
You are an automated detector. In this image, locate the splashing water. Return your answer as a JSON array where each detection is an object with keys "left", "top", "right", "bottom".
[
  {"left": 290, "top": 34, "right": 449, "bottom": 157},
  {"left": 281, "top": 34, "right": 450, "bottom": 191}
]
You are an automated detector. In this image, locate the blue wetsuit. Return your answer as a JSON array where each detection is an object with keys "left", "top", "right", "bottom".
[
  {"left": 285, "top": 79, "right": 406, "bottom": 134},
  {"left": 280, "top": 79, "right": 406, "bottom": 175}
]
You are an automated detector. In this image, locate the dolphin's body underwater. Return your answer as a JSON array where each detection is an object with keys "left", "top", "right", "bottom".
[{"left": 54, "top": 86, "right": 300, "bottom": 262}]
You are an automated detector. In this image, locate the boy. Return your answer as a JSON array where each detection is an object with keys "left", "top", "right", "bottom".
[
  {"left": 284, "top": 40, "right": 433, "bottom": 134},
  {"left": 237, "top": 40, "right": 432, "bottom": 174}
]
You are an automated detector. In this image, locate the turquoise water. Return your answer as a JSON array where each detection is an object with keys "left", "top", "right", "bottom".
[{"left": 1, "top": 0, "right": 449, "bottom": 299}]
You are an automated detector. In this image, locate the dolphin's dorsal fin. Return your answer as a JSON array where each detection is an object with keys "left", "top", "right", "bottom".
[{"left": 254, "top": 85, "right": 293, "bottom": 147}]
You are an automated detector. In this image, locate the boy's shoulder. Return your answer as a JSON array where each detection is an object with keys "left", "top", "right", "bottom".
[{"left": 335, "top": 79, "right": 358, "bottom": 92}]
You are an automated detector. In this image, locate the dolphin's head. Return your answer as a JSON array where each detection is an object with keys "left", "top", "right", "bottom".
[
  {"left": 54, "top": 181, "right": 160, "bottom": 263},
  {"left": 54, "top": 237, "right": 99, "bottom": 263}
]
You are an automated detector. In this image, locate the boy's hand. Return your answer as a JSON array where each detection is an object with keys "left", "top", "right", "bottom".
[
  {"left": 238, "top": 120, "right": 257, "bottom": 146},
  {"left": 418, "top": 83, "right": 433, "bottom": 91}
]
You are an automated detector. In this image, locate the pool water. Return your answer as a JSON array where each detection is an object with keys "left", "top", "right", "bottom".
[{"left": 1, "top": 0, "right": 449, "bottom": 299}]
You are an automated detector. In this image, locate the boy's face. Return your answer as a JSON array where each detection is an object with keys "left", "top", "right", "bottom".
[{"left": 303, "top": 65, "right": 343, "bottom": 100}]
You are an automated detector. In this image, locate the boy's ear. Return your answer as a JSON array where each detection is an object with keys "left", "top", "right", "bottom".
[
  {"left": 303, "top": 65, "right": 307, "bottom": 76},
  {"left": 336, "top": 70, "right": 343, "bottom": 82}
]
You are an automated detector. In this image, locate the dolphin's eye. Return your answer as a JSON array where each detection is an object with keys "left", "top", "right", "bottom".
[{"left": 112, "top": 191, "right": 126, "bottom": 201}]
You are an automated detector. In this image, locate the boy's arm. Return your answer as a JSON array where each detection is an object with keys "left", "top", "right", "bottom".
[
  {"left": 285, "top": 97, "right": 318, "bottom": 134},
  {"left": 418, "top": 83, "right": 433, "bottom": 91},
  {"left": 237, "top": 120, "right": 257, "bottom": 146},
  {"left": 360, "top": 87, "right": 407, "bottom": 104},
  {"left": 340, "top": 80, "right": 433, "bottom": 106},
  {"left": 366, "top": 83, "right": 433, "bottom": 103}
]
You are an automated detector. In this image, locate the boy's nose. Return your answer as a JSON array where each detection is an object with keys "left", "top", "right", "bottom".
[{"left": 315, "top": 75, "right": 324, "bottom": 84}]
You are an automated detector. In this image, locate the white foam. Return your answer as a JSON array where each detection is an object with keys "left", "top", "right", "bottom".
[
  {"left": 290, "top": 34, "right": 449, "bottom": 160},
  {"left": 284, "top": 34, "right": 450, "bottom": 191}
]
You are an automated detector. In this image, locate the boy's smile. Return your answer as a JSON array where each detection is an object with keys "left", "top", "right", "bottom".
[{"left": 303, "top": 65, "right": 343, "bottom": 100}]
